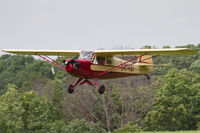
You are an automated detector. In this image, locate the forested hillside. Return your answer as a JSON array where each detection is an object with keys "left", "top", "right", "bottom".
[{"left": 0, "top": 44, "right": 200, "bottom": 132}]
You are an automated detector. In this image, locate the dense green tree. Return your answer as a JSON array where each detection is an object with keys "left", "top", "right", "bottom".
[
  {"left": 0, "top": 84, "right": 68, "bottom": 133},
  {"left": 1, "top": 44, "right": 200, "bottom": 132},
  {"left": 21, "top": 91, "right": 59, "bottom": 132},
  {"left": 189, "top": 59, "right": 200, "bottom": 73},
  {"left": 113, "top": 122, "right": 142, "bottom": 133},
  {"left": 153, "top": 54, "right": 197, "bottom": 75},
  {"left": 51, "top": 79, "right": 65, "bottom": 119},
  {"left": 162, "top": 45, "right": 171, "bottom": 48},
  {"left": 65, "top": 119, "right": 106, "bottom": 133},
  {"left": 153, "top": 44, "right": 200, "bottom": 76},
  {"left": 0, "top": 84, "right": 24, "bottom": 133},
  {"left": 144, "top": 69, "right": 200, "bottom": 131},
  {"left": 25, "top": 59, "right": 53, "bottom": 79},
  {"left": 0, "top": 55, "right": 53, "bottom": 91}
]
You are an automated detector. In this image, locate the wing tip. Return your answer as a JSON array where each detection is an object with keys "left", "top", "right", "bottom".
[
  {"left": 182, "top": 49, "right": 198, "bottom": 55},
  {"left": 1, "top": 49, "right": 10, "bottom": 53}
]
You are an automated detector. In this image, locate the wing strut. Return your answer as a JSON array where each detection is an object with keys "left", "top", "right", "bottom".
[{"left": 37, "top": 54, "right": 66, "bottom": 70}]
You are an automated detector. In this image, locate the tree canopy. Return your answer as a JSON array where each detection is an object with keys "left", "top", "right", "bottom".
[
  {"left": 0, "top": 44, "right": 200, "bottom": 132},
  {"left": 144, "top": 69, "right": 200, "bottom": 131}
]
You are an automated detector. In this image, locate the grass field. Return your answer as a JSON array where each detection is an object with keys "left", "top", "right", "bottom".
[{"left": 145, "top": 131, "right": 200, "bottom": 133}]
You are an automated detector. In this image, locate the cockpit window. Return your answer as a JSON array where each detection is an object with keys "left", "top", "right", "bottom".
[
  {"left": 79, "top": 51, "right": 94, "bottom": 61},
  {"left": 97, "top": 56, "right": 105, "bottom": 65}
]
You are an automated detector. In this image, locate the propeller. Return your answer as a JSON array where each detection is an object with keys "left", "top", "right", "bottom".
[
  {"left": 51, "top": 59, "right": 79, "bottom": 75},
  {"left": 51, "top": 60, "right": 68, "bottom": 75}
]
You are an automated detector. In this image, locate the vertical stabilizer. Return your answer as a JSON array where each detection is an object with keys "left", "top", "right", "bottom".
[
  {"left": 137, "top": 55, "right": 153, "bottom": 64},
  {"left": 136, "top": 55, "right": 153, "bottom": 74}
]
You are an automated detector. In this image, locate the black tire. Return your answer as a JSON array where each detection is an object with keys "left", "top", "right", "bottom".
[
  {"left": 98, "top": 85, "right": 105, "bottom": 94},
  {"left": 68, "top": 85, "right": 74, "bottom": 94}
]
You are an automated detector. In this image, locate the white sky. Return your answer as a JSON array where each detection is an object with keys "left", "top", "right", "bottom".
[{"left": 0, "top": 0, "right": 200, "bottom": 55}]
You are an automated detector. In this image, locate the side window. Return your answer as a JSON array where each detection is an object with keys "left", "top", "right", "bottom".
[
  {"left": 97, "top": 56, "right": 105, "bottom": 65},
  {"left": 106, "top": 57, "right": 112, "bottom": 65}
]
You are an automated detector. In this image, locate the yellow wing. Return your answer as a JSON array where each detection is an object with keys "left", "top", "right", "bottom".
[
  {"left": 93, "top": 48, "right": 197, "bottom": 56},
  {"left": 2, "top": 48, "right": 197, "bottom": 56},
  {"left": 1, "top": 49, "right": 81, "bottom": 56}
]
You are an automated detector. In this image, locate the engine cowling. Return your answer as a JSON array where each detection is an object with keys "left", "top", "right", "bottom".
[
  {"left": 64, "top": 59, "right": 92, "bottom": 78},
  {"left": 65, "top": 59, "right": 79, "bottom": 72}
]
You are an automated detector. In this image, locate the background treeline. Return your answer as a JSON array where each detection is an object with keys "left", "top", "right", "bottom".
[{"left": 0, "top": 44, "right": 200, "bottom": 133}]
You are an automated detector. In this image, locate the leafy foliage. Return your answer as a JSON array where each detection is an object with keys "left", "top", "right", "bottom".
[
  {"left": 153, "top": 44, "right": 200, "bottom": 76},
  {"left": 113, "top": 122, "right": 142, "bottom": 133},
  {"left": 0, "top": 84, "right": 24, "bottom": 133},
  {"left": 0, "top": 84, "right": 68, "bottom": 133},
  {"left": 65, "top": 119, "right": 106, "bottom": 133},
  {"left": 0, "top": 44, "right": 200, "bottom": 132},
  {"left": 144, "top": 69, "right": 200, "bottom": 131},
  {"left": 0, "top": 55, "right": 53, "bottom": 92}
]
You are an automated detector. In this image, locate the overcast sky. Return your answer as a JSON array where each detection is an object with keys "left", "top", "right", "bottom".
[{"left": 0, "top": 0, "right": 200, "bottom": 55}]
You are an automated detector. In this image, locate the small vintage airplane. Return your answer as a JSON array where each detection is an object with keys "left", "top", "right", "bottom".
[{"left": 2, "top": 48, "right": 197, "bottom": 94}]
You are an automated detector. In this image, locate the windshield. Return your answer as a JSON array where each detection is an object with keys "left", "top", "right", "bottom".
[{"left": 79, "top": 50, "right": 94, "bottom": 61}]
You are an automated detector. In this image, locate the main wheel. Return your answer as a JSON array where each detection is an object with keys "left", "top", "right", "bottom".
[
  {"left": 98, "top": 85, "right": 105, "bottom": 94},
  {"left": 68, "top": 85, "right": 74, "bottom": 94}
]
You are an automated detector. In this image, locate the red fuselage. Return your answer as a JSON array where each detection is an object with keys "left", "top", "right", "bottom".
[{"left": 65, "top": 59, "right": 138, "bottom": 79}]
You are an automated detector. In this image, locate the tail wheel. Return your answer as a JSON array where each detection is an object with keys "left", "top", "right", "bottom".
[
  {"left": 98, "top": 85, "right": 105, "bottom": 94},
  {"left": 68, "top": 85, "right": 74, "bottom": 94}
]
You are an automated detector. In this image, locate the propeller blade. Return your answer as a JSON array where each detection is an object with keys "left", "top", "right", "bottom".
[
  {"left": 51, "top": 63, "right": 66, "bottom": 75},
  {"left": 51, "top": 67, "right": 56, "bottom": 75}
]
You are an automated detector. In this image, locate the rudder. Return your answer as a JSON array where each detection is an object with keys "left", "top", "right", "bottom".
[{"left": 137, "top": 55, "right": 153, "bottom": 64}]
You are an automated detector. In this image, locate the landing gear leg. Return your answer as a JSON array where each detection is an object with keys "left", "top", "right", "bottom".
[
  {"left": 68, "top": 78, "right": 83, "bottom": 94},
  {"left": 68, "top": 78, "right": 106, "bottom": 94}
]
